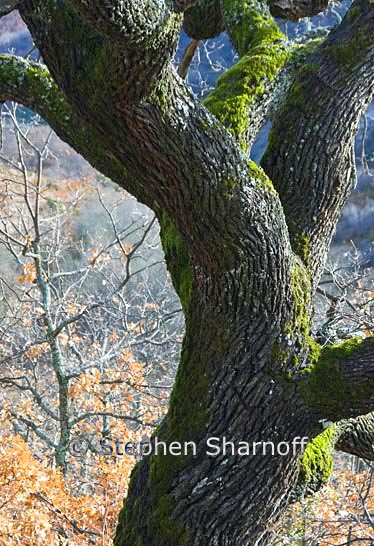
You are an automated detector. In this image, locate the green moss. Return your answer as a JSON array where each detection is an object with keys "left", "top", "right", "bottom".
[
  {"left": 290, "top": 230, "right": 311, "bottom": 266},
  {"left": 273, "top": 260, "right": 317, "bottom": 362},
  {"left": 269, "top": 257, "right": 323, "bottom": 403},
  {"left": 222, "top": 161, "right": 277, "bottom": 201},
  {"left": 285, "top": 219, "right": 313, "bottom": 267},
  {"left": 301, "top": 338, "right": 374, "bottom": 412},
  {"left": 249, "top": 160, "right": 278, "bottom": 195},
  {"left": 159, "top": 211, "right": 192, "bottom": 313},
  {"left": 224, "top": 177, "right": 239, "bottom": 194},
  {"left": 149, "top": 494, "right": 189, "bottom": 544},
  {"left": 204, "top": 0, "right": 290, "bottom": 148},
  {"left": 348, "top": 6, "right": 361, "bottom": 20},
  {"left": 273, "top": 260, "right": 308, "bottom": 353},
  {"left": 326, "top": 31, "right": 369, "bottom": 66},
  {"left": 222, "top": 0, "right": 284, "bottom": 57},
  {"left": 297, "top": 427, "right": 335, "bottom": 495},
  {"left": 280, "top": 63, "right": 319, "bottom": 112}
]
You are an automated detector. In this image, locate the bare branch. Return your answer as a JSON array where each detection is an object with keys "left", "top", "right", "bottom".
[{"left": 71, "top": 411, "right": 152, "bottom": 428}]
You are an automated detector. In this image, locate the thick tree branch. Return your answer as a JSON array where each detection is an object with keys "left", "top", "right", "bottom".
[
  {"left": 183, "top": 0, "right": 224, "bottom": 39},
  {"left": 269, "top": 0, "right": 329, "bottom": 21},
  {"left": 335, "top": 413, "right": 374, "bottom": 460},
  {"left": 301, "top": 337, "right": 374, "bottom": 422},
  {"left": 262, "top": 0, "right": 374, "bottom": 280},
  {"left": 21, "top": 0, "right": 178, "bottom": 103},
  {"left": 0, "top": 55, "right": 153, "bottom": 207},
  {"left": 65, "top": 0, "right": 182, "bottom": 44},
  {"left": 296, "top": 414, "right": 374, "bottom": 499},
  {"left": 205, "top": 0, "right": 290, "bottom": 149},
  {"left": 18, "top": 2, "right": 296, "bottom": 282}
]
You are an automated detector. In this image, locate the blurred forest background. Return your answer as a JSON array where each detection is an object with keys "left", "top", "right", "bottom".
[{"left": 0, "top": 4, "right": 373, "bottom": 545}]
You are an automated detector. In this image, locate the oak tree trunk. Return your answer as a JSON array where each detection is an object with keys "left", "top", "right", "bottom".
[{"left": 0, "top": 0, "right": 374, "bottom": 544}]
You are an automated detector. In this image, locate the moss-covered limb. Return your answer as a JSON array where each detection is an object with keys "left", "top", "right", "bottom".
[
  {"left": 0, "top": 55, "right": 93, "bottom": 151},
  {"left": 294, "top": 427, "right": 335, "bottom": 498},
  {"left": 295, "top": 414, "right": 374, "bottom": 499},
  {"left": 262, "top": 0, "right": 374, "bottom": 279},
  {"left": 222, "top": 0, "right": 284, "bottom": 57},
  {"left": 0, "top": 55, "right": 65, "bottom": 118},
  {"left": 22, "top": 1, "right": 180, "bottom": 107},
  {"left": 158, "top": 211, "right": 193, "bottom": 313},
  {"left": 0, "top": 54, "right": 155, "bottom": 208},
  {"left": 269, "top": 256, "right": 321, "bottom": 378},
  {"left": 204, "top": 0, "right": 290, "bottom": 149},
  {"left": 301, "top": 337, "right": 374, "bottom": 421},
  {"left": 334, "top": 413, "right": 374, "bottom": 460},
  {"left": 183, "top": 0, "right": 224, "bottom": 39},
  {"left": 296, "top": 413, "right": 374, "bottom": 498}
]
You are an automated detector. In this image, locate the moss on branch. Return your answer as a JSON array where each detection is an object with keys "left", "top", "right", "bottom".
[
  {"left": 301, "top": 338, "right": 374, "bottom": 418},
  {"left": 159, "top": 211, "right": 193, "bottom": 313},
  {"left": 270, "top": 259, "right": 319, "bottom": 374},
  {"left": 0, "top": 55, "right": 91, "bottom": 153},
  {"left": 0, "top": 55, "right": 141, "bottom": 198},
  {"left": 295, "top": 427, "right": 335, "bottom": 497},
  {"left": 204, "top": 0, "right": 290, "bottom": 149}
]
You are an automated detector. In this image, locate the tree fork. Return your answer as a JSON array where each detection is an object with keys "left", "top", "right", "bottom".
[{"left": 2, "top": 0, "right": 374, "bottom": 544}]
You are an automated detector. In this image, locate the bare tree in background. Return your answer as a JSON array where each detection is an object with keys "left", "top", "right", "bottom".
[
  {"left": 0, "top": 0, "right": 374, "bottom": 544},
  {"left": 0, "top": 104, "right": 182, "bottom": 473}
]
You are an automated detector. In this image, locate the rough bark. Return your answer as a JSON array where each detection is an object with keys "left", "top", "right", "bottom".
[
  {"left": 262, "top": 0, "right": 374, "bottom": 282},
  {"left": 302, "top": 338, "right": 374, "bottom": 422},
  {"left": 0, "top": 0, "right": 373, "bottom": 544},
  {"left": 183, "top": 0, "right": 224, "bottom": 39},
  {"left": 335, "top": 413, "right": 374, "bottom": 460}
]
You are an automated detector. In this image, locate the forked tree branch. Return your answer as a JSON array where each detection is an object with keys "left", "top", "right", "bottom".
[{"left": 262, "top": 0, "right": 374, "bottom": 281}]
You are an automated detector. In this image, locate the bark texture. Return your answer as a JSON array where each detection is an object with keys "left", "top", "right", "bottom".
[
  {"left": 0, "top": 0, "right": 373, "bottom": 544},
  {"left": 0, "top": 0, "right": 19, "bottom": 16}
]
